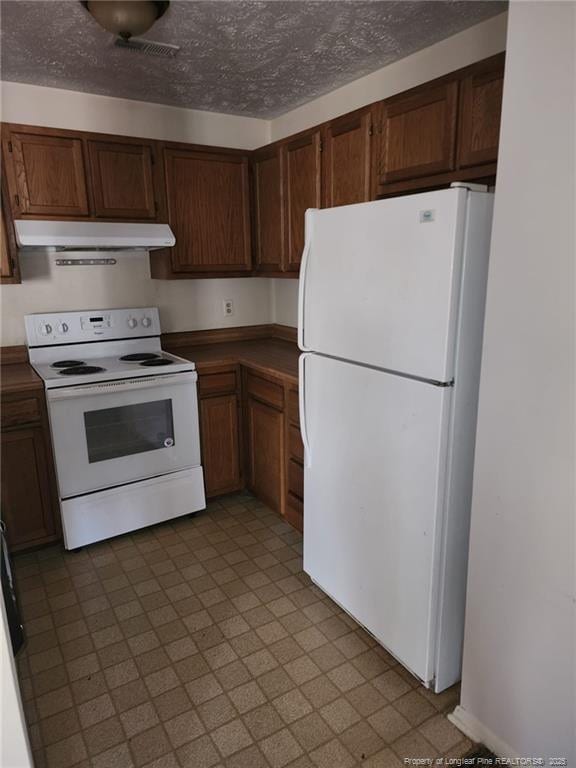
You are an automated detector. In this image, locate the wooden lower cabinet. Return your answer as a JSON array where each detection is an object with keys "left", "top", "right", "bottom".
[
  {"left": 198, "top": 367, "right": 243, "bottom": 498},
  {"left": 198, "top": 366, "right": 302, "bottom": 530},
  {"left": 199, "top": 394, "right": 242, "bottom": 497},
  {"left": 246, "top": 397, "right": 284, "bottom": 513},
  {"left": 0, "top": 391, "right": 59, "bottom": 552}
]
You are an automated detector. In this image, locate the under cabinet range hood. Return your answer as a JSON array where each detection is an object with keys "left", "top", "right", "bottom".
[{"left": 14, "top": 221, "right": 175, "bottom": 252}]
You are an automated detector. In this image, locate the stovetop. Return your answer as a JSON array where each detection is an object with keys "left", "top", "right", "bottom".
[{"left": 31, "top": 349, "right": 196, "bottom": 389}]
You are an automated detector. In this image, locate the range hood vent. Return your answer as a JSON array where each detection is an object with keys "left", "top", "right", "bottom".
[{"left": 15, "top": 221, "right": 175, "bottom": 252}]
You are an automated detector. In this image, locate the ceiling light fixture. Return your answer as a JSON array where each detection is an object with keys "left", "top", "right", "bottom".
[{"left": 80, "top": 1, "right": 170, "bottom": 40}]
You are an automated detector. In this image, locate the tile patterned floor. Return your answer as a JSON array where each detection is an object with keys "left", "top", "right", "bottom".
[{"left": 14, "top": 492, "right": 474, "bottom": 768}]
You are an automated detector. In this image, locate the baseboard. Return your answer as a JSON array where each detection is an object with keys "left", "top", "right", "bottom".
[{"left": 449, "top": 705, "right": 519, "bottom": 758}]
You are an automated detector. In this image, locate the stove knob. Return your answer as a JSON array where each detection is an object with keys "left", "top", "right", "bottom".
[
  {"left": 57, "top": 322, "right": 69, "bottom": 334},
  {"left": 141, "top": 317, "right": 152, "bottom": 328},
  {"left": 127, "top": 318, "right": 138, "bottom": 329},
  {"left": 40, "top": 323, "right": 52, "bottom": 336}
]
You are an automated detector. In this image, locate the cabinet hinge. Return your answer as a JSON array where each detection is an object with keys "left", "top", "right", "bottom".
[
  {"left": 319, "top": 139, "right": 323, "bottom": 153},
  {"left": 7, "top": 141, "right": 13, "bottom": 153}
]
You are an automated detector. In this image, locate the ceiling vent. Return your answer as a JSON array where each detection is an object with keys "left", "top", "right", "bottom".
[{"left": 114, "top": 37, "right": 180, "bottom": 57}]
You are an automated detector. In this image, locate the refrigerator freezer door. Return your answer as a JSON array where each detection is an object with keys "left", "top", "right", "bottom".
[
  {"left": 300, "top": 188, "right": 468, "bottom": 382},
  {"left": 302, "top": 353, "right": 451, "bottom": 685}
]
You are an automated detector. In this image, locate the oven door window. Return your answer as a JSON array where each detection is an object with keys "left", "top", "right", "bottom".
[{"left": 84, "top": 399, "right": 175, "bottom": 463}]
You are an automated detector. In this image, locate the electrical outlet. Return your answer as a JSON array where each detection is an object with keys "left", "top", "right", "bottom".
[{"left": 223, "top": 299, "right": 234, "bottom": 317}]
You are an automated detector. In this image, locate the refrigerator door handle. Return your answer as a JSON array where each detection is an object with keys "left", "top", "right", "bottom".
[
  {"left": 298, "top": 209, "right": 317, "bottom": 353},
  {"left": 299, "top": 353, "right": 312, "bottom": 467}
]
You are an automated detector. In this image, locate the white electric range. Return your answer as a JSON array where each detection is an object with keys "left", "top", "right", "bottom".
[{"left": 26, "top": 307, "right": 206, "bottom": 550}]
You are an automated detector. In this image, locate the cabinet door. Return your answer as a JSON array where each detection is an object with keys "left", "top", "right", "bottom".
[
  {"left": 253, "top": 145, "right": 285, "bottom": 273},
  {"left": 458, "top": 57, "right": 505, "bottom": 169},
  {"left": 8, "top": 131, "right": 90, "bottom": 216},
  {"left": 284, "top": 130, "right": 322, "bottom": 272},
  {"left": 323, "top": 108, "right": 374, "bottom": 208},
  {"left": 88, "top": 140, "right": 157, "bottom": 219},
  {"left": 1, "top": 426, "right": 57, "bottom": 550},
  {"left": 380, "top": 81, "right": 458, "bottom": 184},
  {"left": 164, "top": 148, "right": 251, "bottom": 273},
  {"left": 246, "top": 397, "right": 284, "bottom": 512},
  {"left": 200, "top": 394, "right": 242, "bottom": 497},
  {"left": 1, "top": 183, "right": 19, "bottom": 283}
]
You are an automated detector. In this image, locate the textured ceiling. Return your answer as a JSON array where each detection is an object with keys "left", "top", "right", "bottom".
[{"left": 0, "top": 1, "right": 506, "bottom": 118}]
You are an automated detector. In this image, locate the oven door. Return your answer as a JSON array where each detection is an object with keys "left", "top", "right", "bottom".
[{"left": 47, "top": 372, "right": 201, "bottom": 499}]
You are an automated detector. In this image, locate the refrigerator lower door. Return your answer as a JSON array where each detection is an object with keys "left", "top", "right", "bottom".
[{"left": 302, "top": 353, "right": 451, "bottom": 686}]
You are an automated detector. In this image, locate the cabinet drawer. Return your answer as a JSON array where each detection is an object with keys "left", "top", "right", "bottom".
[
  {"left": 1, "top": 396, "right": 41, "bottom": 428},
  {"left": 286, "top": 492, "right": 303, "bottom": 534},
  {"left": 287, "top": 389, "right": 300, "bottom": 426},
  {"left": 198, "top": 370, "right": 238, "bottom": 397},
  {"left": 246, "top": 372, "right": 284, "bottom": 410},
  {"left": 288, "top": 458, "right": 304, "bottom": 500},
  {"left": 288, "top": 424, "right": 304, "bottom": 464}
]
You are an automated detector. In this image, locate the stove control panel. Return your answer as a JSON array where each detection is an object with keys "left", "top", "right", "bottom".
[{"left": 25, "top": 308, "right": 161, "bottom": 347}]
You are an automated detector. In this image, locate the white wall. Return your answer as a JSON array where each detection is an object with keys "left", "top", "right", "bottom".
[
  {"left": 0, "top": 84, "right": 272, "bottom": 346},
  {"left": 0, "top": 254, "right": 272, "bottom": 345},
  {"left": 0, "top": 82, "right": 269, "bottom": 149},
  {"left": 1, "top": 598, "right": 32, "bottom": 768},
  {"left": 270, "top": 11, "right": 508, "bottom": 327},
  {"left": 450, "top": 1, "right": 576, "bottom": 759}
]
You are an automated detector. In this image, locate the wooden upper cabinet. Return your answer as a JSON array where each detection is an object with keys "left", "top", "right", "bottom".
[
  {"left": 379, "top": 80, "right": 459, "bottom": 184},
  {"left": 252, "top": 145, "right": 285, "bottom": 273},
  {"left": 1, "top": 181, "right": 19, "bottom": 283},
  {"left": 164, "top": 148, "right": 251, "bottom": 273},
  {"left": 284, "top": 129, "right": 322, "bottom": 272},
  {"left": 88, "top": 139, "right": 157, "bottom": 219},
  {"left": 458, "top": 55, "right": 505, "bottom": 169},
  {"left": 7, "top": 131, "right": 90, "bottom": 217},
  {"left": 322, "top": 107, "right": 375, "bottom": 207}
]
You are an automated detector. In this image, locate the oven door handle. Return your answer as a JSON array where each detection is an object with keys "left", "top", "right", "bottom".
[{"left": 46, "top": 371, "right": 198, "bottom": 401}]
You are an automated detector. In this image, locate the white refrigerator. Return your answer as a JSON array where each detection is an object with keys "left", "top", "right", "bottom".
[{"left": 298, "top": 184, "right": 494, "bottom": 693}]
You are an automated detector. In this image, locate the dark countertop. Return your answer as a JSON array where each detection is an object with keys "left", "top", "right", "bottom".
[
  {"left": 1, "top": 362, "right": 43, "bottom": 395},
  {"left": 0, "top": 338, "right": 300, "bottom": 397},
  {"left": 167, "top": 339, "right": 300, "bottom": 384}
]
